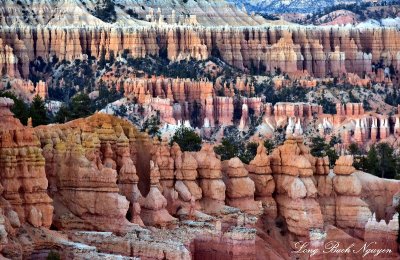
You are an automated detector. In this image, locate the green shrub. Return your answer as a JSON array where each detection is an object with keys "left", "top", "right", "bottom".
[
  {"left": 170, "top": 127, "right": 202, "bottom": 152},
  {"left": 94, "top": 0, "right": 116, "bottom": 23},
  {"left": 47, "top": 250, "right": 60, "bottom": 260}
]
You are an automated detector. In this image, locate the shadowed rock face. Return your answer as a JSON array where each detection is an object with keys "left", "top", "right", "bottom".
[
  {"left": 0, "top": 25, "right": 399, "bottom": 78},
  {"left": 0, "top": 97, "right": 399, "bottom": 259}
]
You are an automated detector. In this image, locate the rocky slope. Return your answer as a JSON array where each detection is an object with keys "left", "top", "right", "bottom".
[
  {"left": 228, "top": 0, "right": 347, "bottom": 14},
  {"left": 0, "top": 0, "right": 267, "bottom": 27},
  {"left": 229, "top": 0, "right": 398, "bottom": 15}
]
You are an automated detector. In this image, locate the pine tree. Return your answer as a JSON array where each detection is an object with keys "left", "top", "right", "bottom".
[
  {"left": 170, "top": 127, "right": 202, "bottom": 152},
  {"left": 29, "top": 95, "right": 48, "bottom": 126},
  {"left": 54, "top": 105, "right": 71, "bottom": 123},
  {"left": 71, "top": 93, "right": 92, "bottom": 119},
  {"left": 109, "top": 50, "right": 115, "bottom": 64},
  {"left": 98, "top": 48, "right": 107, "bottom": 69}
]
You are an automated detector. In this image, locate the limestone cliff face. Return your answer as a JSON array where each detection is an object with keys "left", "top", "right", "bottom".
[{"left": 0, "top": 26, "right": 399, "bottom": 78}]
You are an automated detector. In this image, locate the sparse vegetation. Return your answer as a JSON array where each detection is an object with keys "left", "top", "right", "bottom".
[
  {"left": 170, "top": 126, "right": 202, "bottom": 152},
  {"left": 141, "top": 112, "right": 161, "bottom": 139},
  {"left": 350, "top": 142, "right": 400, "bottom": 179},
  {"left": 93, "top": 0, "right": 116, "bottom": 23},
  {"left": 301, "top": 1, "right": 400, "bottom": 25},
  {"left": 214, "top": 126, "right": 259, "bottom": 163},
  {"left": 309, "top": 136, "right": 340, "bottom": 167}
]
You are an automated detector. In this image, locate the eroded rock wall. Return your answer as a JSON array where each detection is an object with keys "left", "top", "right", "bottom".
[{"left": 1, "top": 26, "right": 399, "bottom": 78}]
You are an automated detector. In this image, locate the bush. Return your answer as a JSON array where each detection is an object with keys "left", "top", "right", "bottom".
[
  {"left": 115, "top": 104, "right": 127, "bottom": 117},
  {"left": 264, "top": 139, "right": 275, "bottom": 154},
  {"left": 275, "top": 86, "right": 308, "bottom": 103},
  {"left": 213, "top": 127, "right": 258, "bottom": 164},
  {"left": 94, "top": 0, "right": 116, "bottom": 23},
  {"left": 170, "top": 127, "right": 202, "bottom": 152},
  {"left": 353, "top": 143, "right": 400, "bottom": 179},
  {"left": 141, "top": 112, "right": 161, "bottom": 139},
  {"left": 47, "top": 250, "right": 61, "bottom": 260},
  {"left": 309, "top": 136, "right": 339, "bottom": 167}
]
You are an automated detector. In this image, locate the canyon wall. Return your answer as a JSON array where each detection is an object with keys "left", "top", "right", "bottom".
[{"left": 1, "top": 25, "right": 399, "bottom": 78}]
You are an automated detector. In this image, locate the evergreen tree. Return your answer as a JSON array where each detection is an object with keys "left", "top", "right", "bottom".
[
  {"left": 54, "top": 105, "right": 71, "bottom": 123},
  {"left": 141, "top": 112, "right": 161, "bottom": 138},
  {"left": 356, "top": 143, "right": 399, "bottom": 179},
  {"left": 214, "top": 135, "right": 258, "bottom": 164},
  {"left": 94, "top": 0, "right": 116, "bottom": 23},
  {"left": 310, "top": 136, "right": 338, "bottom": 167},
  {"left": 264, "top": 139, "right": 275, "bottom": 154},
  {"left": 29, "top": 95, "right": 48, "bottom": 126},
  {"left": 70, "top": 93, "right": 92, "bottom": 119},
  {"left": 376, "top": 143, "right": 397, "bottom": 179},
  {"left": 310, "top": 136, "right": 326, "bottom": 157},
  {"left": 214, "top": 138, "right": 238, "bottom": 161},
  {"left": 240, "top": 142, "right": 258, "bottom": 164},
  {"left": 362, "top": 145, "right": 380, "bottom": 176},
  {"left": 170, "top": 127, "right": 202, "bottom": 152},
  {"left": 115, "top": 104, "right": 127, "bottom": 117},
  {"left": 348, "top": 143, "right": 360, "bottom": 155}
]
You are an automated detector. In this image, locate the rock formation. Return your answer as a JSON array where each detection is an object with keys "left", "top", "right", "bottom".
[
  {"left": 193, "top": 144, "right": 227, "bottom": 215},
  {"left": 140, "top": 160, "right": 177, "bottom": 227},
  {"left": 333, "top": 155, "right": 372, "bottom": 239},
  {"left": 172, "top": 144, "right": 202, "bottom": 209},
  {"left": 222, "top": 157, "right": 261, "bottom": 215},
  {"left": 247, "top": 142, "right": 277, "bottom": 219},
  {"left": 1, "top": 25, "right": 400, "bottom": 78},
  {"left": 0, "top": 97, "right": 399, "bottom": 259},
  {"left": 270, "top": 137, "right": 324, "bottom": 242},
  {"left": 36, "top": 123, "right": 132, "bottom": 233},
  {"left": 314, "top": 156, "right": 335, "bottom": 224},
  {"left": 0, "top": 98, "right": 53, "bottom": 229}
]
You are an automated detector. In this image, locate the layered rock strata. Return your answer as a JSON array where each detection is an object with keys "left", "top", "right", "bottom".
[
  {"left": 140, "top": 160, "right": 177, "bottom": 227},
  {"left": 333, "top": 156, "right": 372, "bottom": 239},
  {"left": 270, "top": 137, "right": 324, "bottom": 242},
  {"left": 1, "top": 26, "right": 399, "bottom": 78},
  {"left": 222, "top": 157, "right": 261, "bottom": 215},
  {"left": 0, "top": 98, "right": 53, "bottom": 229},
  {"left": 247, "top": 143, "right": 277, "bottom": 219},
  {"left": 314, "top": 156, "right": 335, "bottom": 225},
  {"left": 193, "top": 144, "right": 227, "bottom": 215}
]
